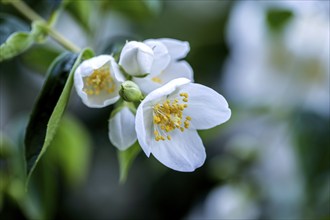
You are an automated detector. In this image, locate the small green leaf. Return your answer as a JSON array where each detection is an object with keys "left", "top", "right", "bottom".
[
  {"left": 25, "top": 48, "right": 94, "bottom": 186},
  {"left": 0, "top": 31, "right": 34, "bottom": 62},
  {"left": 31, "top": 21, "right": 49, "bottom": 43},
  {"left": 117, "top": 143, "right": 141, "bottom": 183}
]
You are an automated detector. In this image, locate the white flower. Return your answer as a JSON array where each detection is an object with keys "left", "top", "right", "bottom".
[
  {"left": 120, "top": 38, "right": 193, "bottom": 94},
  {"left": 109, "top": 106, "right": 137, "bottom": 150},
  {"left": 74, "top": 55, "right": 124, "bottom": 108},
  {"left": 119, "top": 41, "right": 154, "bottom": 77},
  {"left": 135, "top": 78, "right": 231, "bottom": 172}
]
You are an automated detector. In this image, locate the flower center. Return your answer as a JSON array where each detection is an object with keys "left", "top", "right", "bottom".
[
  {"left": 83, "top": 65, "right": 116, "bottom": 95},
  {"left": 152, "top": 92, "right": 191, "bottom": 141}
]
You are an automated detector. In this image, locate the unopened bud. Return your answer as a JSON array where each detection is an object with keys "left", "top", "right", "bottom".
[{"left": 119, "top": 81, "right": 143, "bottom": 102}]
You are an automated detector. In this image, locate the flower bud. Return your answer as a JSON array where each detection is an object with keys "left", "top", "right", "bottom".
[
  {"left": 119, "top": 41, "right": 154, "bottom": 77},
  {"left": 119, "top": 80, "right": 143, "bottom": 102}
]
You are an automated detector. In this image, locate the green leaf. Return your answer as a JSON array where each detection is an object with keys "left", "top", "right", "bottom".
[
  {"left": 25, "top": 48, "right": 94, "bottom": 186},
  {"left": 48, "top": 115, "right": 91, "bottom": 186},
  {"left": 117, "top": 143, "right": 141, "bottom": 183},
  {"left": 0, "top": 31, "right": 34, "bottom": 62}
]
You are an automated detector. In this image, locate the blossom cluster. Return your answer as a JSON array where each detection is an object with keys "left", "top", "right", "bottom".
[{"left": 74, "top": 38, "right": 231, "bottom": 172}]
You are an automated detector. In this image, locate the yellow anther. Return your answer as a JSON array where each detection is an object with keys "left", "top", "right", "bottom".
[
  {"left": 180, "top": 93, "right": 188, "bottom": 98},
  {"left": 186, "top": 116, "right": 192, "bottom": 121},
  {"left": 152, "top": 77, "right": 162, "bottom": 83},
  {"left": 153, "top": 116, "right": 161, "bottom": 124},
  {"left": 184, "top": 120, "right": 190, "bottom": 129},
  {"left": 167, "top": 135, "right": 171, "bottom": 140},
  {"left": 180, "top": 127, "right": 185, "bottom": 132},
  {"left": 183, "top": 98, "right": 188, "bottom": 102}
]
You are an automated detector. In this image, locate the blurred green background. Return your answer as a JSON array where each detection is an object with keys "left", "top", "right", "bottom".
[{"left": 0, "top": 0, "right": 329, "bottom": 219}]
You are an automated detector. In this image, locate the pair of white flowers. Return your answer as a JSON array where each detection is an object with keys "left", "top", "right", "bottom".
[{"left": 74, "top": 38, "right": 231, "bottom": 172}]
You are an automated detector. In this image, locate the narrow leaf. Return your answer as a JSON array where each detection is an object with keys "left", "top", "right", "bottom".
[
  {"left": 25, "top": 48, "right": 94, "bottom": 185},
  {"left": 117, "top": 143, "right": 141, "bottom": 183}
]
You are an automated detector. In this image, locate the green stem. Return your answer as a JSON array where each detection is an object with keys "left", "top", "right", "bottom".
[
  {"left": 43, "top": 25, "right": 81, "bottom": 52},
  {"left": 9, "top": 0, "right": 43, "bottom": 21},
  {"left": 8, "top": 0, "right": 81, "bottom": 53}
]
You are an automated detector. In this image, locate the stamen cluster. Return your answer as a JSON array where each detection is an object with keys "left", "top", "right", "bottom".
[
  {"left": 83, "top": 65, "right": 116, "bottom": 95},
  {"left": 153, "top": 92, "right": 192, "bottom": 141}
]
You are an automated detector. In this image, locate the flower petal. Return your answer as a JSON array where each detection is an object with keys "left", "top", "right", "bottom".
[
  {"left": 119, "top": 41, "right": 154, "bottom": 76},
  {"left": 78, "top": 55, "right": 113, "bottom": 76},
  {"left": 109, "top": 107, "right": 137, "bottom": 150},
  {"left": 160, "top": 60, "right": 194, "bottom": 82},
  {"left": 150, "top": 129, "right": 206, "bottom": 172},
  {"left": 141, "top": 78, "right": 191, "bottom": 103},
  {"left": 180, "top": 83, "right": 231, "bottom": 129},
  {"left": 159, "top": 38, "right": 190, "bottom": 60},
  {"left": 133, "top": 77, "right": 160, "bottom": 94},
  {"left": 144, "top": 39, "right": 171, "bottom": 75},
  {"left": 135, "top": 103, "right": 154, "bottom": 156},
  {"left": 133, "top": 61, "right": 194, "bottom": 94}
]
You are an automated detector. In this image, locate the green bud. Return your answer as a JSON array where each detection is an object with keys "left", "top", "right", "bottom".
[
  {"left": 31, "top": 21, "right": 48, "bottom": 43},
  {"left": 119, "top": 81, "right": 143, "bottom": 102}
]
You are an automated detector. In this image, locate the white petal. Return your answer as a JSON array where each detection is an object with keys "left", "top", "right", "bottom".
[
  {"left": 119, "top": 41, "right": 154, "bottom": 76},
  {"left": 78, "top": 55, "right": 113, "bottom": 76},
  {"left": 180, "top": 83, "right": 231, "bottom": 129},
  {"left": 133, "top": 61, "right": 194, "bottom": 94},
  {"left": 74, "top": 55, "right": 121, "bottom": 108},
  {"left": 144, "top": 39, "right": 171, "bottom": 75},
  {"left": 109, "top": 107, "right": 137, "bottom": 150},
  {"left": 150, "top": 129, "right": 206, "bottom": 172},
  {"left": 140, "top": 77, "right": 191, "bottom": 103},
  {"left": 159, "top": 38, "right": 190, "bottom": 60},
  {"left": 135, "top": 103, "right": 154, "bottom": 156},
  {"left": 110, "top": 58, "right": 125, "bottom": 82},
  {"left": 160, "top": 60, "right": 194, "bottom": 82},
  {"left": 133, "top": 77, "right": 160, "bottom": 94}
]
